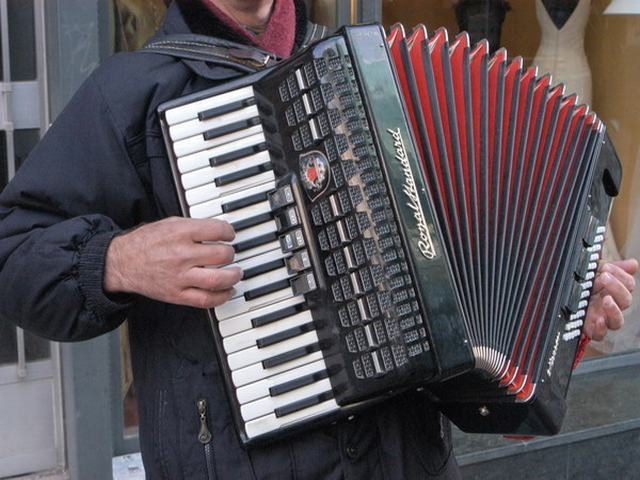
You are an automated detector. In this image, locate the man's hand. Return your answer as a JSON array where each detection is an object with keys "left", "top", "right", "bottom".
[
  {"left": 584, "top": 258, "right": 638, "bottom": 341},
  {"left": 104, "top": 217, "right": 242, "bottom": 308}
]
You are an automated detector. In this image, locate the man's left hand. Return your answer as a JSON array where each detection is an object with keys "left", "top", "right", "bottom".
[{"left": 584, "top": 258, "right": 638, "bottom": 341}]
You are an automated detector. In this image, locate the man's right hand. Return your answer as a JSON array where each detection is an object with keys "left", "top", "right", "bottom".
[{"left": 104, "top": 217, "right": 242, "bottom": 309}]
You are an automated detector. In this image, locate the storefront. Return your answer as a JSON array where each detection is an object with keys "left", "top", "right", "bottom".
[{"left": 0, "top": 0, "right": 638, "bottom": 478}]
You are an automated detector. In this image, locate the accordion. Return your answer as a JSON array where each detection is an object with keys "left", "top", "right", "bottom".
[{"left": 158, "top": 24, "right": 621, "bottom": 445}]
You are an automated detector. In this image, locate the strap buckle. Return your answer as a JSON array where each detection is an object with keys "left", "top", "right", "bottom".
[{"left": 227, "top": 47, "right": 276, "bottom": 68}]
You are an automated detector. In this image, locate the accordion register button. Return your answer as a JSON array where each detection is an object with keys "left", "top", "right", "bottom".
[
  {"left": 291, "top": 272, "right": 318, "bottom": 296},
  {"left": 280, "top": 228, "right": 305, "bottom": 253},
  {"left": 275, "top": 206, "right": 300, "bottom": 232},
  {"left": 286, "top": 249, "right": 311, "bottom": 274},
  {"left": 268, "top": 184, "right": 295, "bottom": 210},
  {"left": 596, "top": 225, "right": 606, "bottom": 234}
]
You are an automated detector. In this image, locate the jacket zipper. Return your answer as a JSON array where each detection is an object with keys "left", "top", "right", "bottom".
[{"left": 197, "top": 398, "right": 216, "bottom": 480}]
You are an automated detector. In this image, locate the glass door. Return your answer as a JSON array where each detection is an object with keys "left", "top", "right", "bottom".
[{"left": 0, "top": 0, "right": 64, "bottom": 477}]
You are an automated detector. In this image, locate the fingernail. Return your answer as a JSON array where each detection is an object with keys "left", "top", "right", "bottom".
[{"left": 601, "top": 272, "right": 611, "bottom": 283}]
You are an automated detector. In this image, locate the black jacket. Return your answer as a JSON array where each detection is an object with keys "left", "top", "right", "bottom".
[{"left": 0, "top": 1, "right": 460, "bottom": 479}]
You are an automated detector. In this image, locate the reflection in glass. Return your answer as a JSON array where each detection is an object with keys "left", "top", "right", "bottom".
[
  {"left": 24, "top": 330, "right": 50, "bottom": 362},
  {"left": 14, "top": 128, "right": 40, "bottom": 170},
  {"left": 0, "top": 322, "right": 18, "bottom": 366},
  {"left": 8, "top": 0, "right": 36, "bottom": 81}
]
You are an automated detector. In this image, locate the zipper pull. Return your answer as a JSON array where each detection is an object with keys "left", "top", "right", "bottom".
[{"left": 197, "top": 399, "right": 212, "bottom": 444}]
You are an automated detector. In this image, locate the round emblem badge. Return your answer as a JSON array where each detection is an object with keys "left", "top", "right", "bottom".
[{"left": 299, "top": 150, "right": 330, "bottom": 200}]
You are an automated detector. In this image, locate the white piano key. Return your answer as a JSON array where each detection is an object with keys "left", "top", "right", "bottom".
[
  {"left": 177, "top": 132, "right": 266, "bottom": 174},
  {"left": 235, "top": 359, "right": 326, "bottom": 405},
  {"left": 227, "top": 331, "right": 319, "bottom": 371},
  {"left": 189, "top": 181, "right": 275, "bottom": 218},
  {"left": 223, "top": 310, "right": 313, "bottom": 354},
  {"left": 231, "top": 350, "right": 324, "bottom": 388},
  {"left": 596, "top": 225, "right": 606, "bottom": 234},
  {"left": 230, "top": 247, "right": 287, "bottom": 271},
  {"left": 233, "top": 220, "right": 277, "bottom": 246},
  {"left": 234, "top": 239, "right": 281, "bottom": 263},
  {"left": 164, "top": 86, "right": 254, "bottom": 125},
  {"left": 173, "top": 123, "right": 263, "bottom": 158},
  {"left": 180, "top": 151, "right": 271, "bottom": 190},
  {"left": 184, "top": 170, "right": 274, "bottom": 206},
  {"left": 169, "top": 104, "right": 259, "bottom": 141},
  {"left": 244, "top": 399, "right": 339, "bottom": 439},
  {"left": 231, "top": 266, "right": 292, "bottom": 299},
  {"left": 215, "top": 285, "right": 295, "bottom": 321},
  {"left": 210, "top": 199, "right": 273, "bottom": 224},
  {"left": 241, "top": 378, "right": 333, "bottom": 422},
  {"left": 218, "top": 296, "right": 306, "bottom": 338}
]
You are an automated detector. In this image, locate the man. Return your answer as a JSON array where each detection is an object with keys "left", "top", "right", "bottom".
[{"left": 0, "top": 1, "right": 636, "bottom": 479}]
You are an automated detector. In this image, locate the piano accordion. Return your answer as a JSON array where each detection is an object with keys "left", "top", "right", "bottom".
[{"left": 158, "top": 24, "right": 621, "bottom": 445}]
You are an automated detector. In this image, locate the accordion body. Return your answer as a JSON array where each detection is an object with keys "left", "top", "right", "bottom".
[{"left": 158, "top": 24, "right": 621, "bottom": 445}]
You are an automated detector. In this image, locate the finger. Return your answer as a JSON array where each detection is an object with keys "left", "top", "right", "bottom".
[
  {"left": 186, "top": 266, "right": 243, "bottom": 291},
  {"left": 590, "top": 316, "right": 608, "bottom": 342},
  {"left": 599, "top": 272, "right": 633, "bottom": 310},
  {"left": 602, "top": 295, "right": 625, "bottom": 331},
  {"left": 188, "top": 218, "right": 236, "bottom": 243},
  {"left": 177, "top": 287, "right": 235, "bottom": 309},
  {"left": 191, "top": 243, "right": 235, "bottom": 266},
  {"left": 601, "top": 262, "right": 636, "bottom": 293},
  {"left": 612, "top": 258, "right": 639, "bottom": 276}
]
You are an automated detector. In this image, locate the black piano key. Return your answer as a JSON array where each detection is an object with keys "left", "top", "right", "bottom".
[
  {"left": 243, "top": 258, "right": 286, "bottom": 280},
  {"left": 198, "top": 97, "right": 256, "bottom": 121},
  {"left": 244, "top": 278, "right": 291, "bottom": 301},
  {"left": 230, "top": 212, "right": 273, "bottom": 232},
  {"left": 256, "top": 322, "right": 315, "bottom": 349},
  {"left": 251, "top": 304, "right": 308, "bottom": 328},
  {"left": 203, "top": 117, "right": 261, "bottom": 141},
  {"left": 234, "top": 231, "right": 278, "bottom": 253},
  {"left": 274, "top": 391, "right": 334, "bottom": 418},
  {"left": 262, "top": 342, "right": 321, "bottom": 369},
  {"left": 269, "top": 369, "right": 330, "bottom": 397},
  {"left": 209, "top": 142, "right": 267, "bottom": 167},
  {"left": 222, "top": 191, "right": 270, "bottom": 213},
  {"left": 215, "top": 162, "right": 273, "bottom": 187}
]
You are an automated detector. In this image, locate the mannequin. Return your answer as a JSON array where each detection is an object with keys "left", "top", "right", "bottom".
[
  {"left": 533, "top": 0, "right": 592, "bottom": 103},
  {"left": 453, "top": 0, "right": 511, "bottom": 54}
]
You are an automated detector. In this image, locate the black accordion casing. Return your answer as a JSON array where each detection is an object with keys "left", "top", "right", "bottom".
[{"left": 158, "top": 24, "right": 621, "bottom": 444}]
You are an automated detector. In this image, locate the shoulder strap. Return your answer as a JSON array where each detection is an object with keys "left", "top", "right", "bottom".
[
  {"left": 140, "top": 22, "right": 331, "bottom": 73},
  {"left": 141, "top": 34, "right": 279, "bottom": 73},
  {"left": 300, "top": 21, "right": 331, "bottom": 49}
]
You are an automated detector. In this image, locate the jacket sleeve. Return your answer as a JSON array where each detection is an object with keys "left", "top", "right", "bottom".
[{"left": 0, "top": 73, "right": 152, "bottom": 341}]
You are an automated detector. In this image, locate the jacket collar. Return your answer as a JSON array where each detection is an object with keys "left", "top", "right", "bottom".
[{"left": 161, "top": 0, "right": 310, "bottom": 50}]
